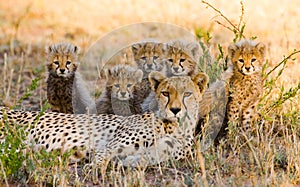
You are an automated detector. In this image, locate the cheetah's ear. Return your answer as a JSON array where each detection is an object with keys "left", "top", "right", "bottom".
[
  {"left": 104, "top": 68, "right": 115, "bottom": 85},
  {"left": 45, "top": 45, "right": 53, "bottom": 54},
  {"left": 187, "top": 42, "right": 200, "bottom": 60},
  {"left": 131, "top": 43, "right": 141, "bottom": 55},
  {"left": 192, "top": 73, "right": 209, "bottom": 94},
  {"left": 149, "top": 71, "right": 166, "bottom": 91},
  {"left": 255, "top": 42, "right": 266, "bottom": 57},
  {"left": 98, "top": 68, "right": 106, "bottom": 79},
  {"left": 73, "top": 45, "right": 80, "bottom": 55},
  {"left": 166, "top": 43, "right": 174, "bottom": 54},
  {"left": 105, "top": 68, "right": 113, "bottom": 79},
  {"left": 156, "top": 42, "right": 166, "bottom": 52},
  {"left": 134, "top": 69, "right": 143, "bottom": 83},
  {"left": 228, "top": 43, "right": 238, "bottom": 59}
]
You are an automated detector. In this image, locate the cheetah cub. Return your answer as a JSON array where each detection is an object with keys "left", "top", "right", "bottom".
[
  {"left": 227, "top": 39, "right": 266, "bottom": 128},
  {"left": 165, "top": 40, "right": 200, "bottom": 77},
  {"left": 131, "top": 42, "right": 166, "bottom": 105},
  {"left": 132, "top": 42, "right": 166, "bottom": 76},
  {"left": 46, "top": 43, "right": 95, "bottom": 114},
  {"left": 96, "top": 65, "right": 143, "bottom": 116}
]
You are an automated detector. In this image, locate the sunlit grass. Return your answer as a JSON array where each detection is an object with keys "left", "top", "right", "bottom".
[{"left": 0, "top": 0, "right": 299, "bottom": 185}]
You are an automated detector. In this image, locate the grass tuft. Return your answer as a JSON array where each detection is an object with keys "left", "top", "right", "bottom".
[{"left": 0, "top": 1, "right": 299, "bottom": 186}]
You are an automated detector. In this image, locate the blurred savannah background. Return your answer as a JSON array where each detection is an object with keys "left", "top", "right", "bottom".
[
  {"left": 0, "top": 0, "right": 300, "bottom": 186},
  {"left": 1, "top": 0, "right": 299, "bottom": 107}
]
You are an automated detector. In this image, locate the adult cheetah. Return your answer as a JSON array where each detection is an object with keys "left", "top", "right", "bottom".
[{"left": 0, "top": 71, "right": 208, "bottom": 168}]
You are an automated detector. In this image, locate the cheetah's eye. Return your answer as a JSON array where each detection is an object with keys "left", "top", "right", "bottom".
[
  {"left": 168, "top": 59, "right": 174, "bottom": 63},
  {"left": 179, "top": 58, "right": 185, "bottom": 63},
  {"left": 66, "top": 61, "right": 71, "bottom": 65},
  {"left": 238, "top": 59, "right": 244, "bottom": 63},
  {"left": 53, "top": 61, "right": 59, "bottom": 65},
  {"left": 141, "top": 56, "right": 147, "bottom": 61},
  {"left": 161, "top": 91, "right": 169, "bottom": 97},
  {"left": 153, "top": 56, "right": 158, "bottom": 60},
  {"left": 183, "top": 92, "right": 192, "bottom": 97},
  {"left": 114, "top": 84, "right": 120, "bottom": 88},
  {"left": 251, "top": 58, "right": 256, "bottom": 62},
  {"left": 127, "top": 84, "right": 132, "bottom": 87}
]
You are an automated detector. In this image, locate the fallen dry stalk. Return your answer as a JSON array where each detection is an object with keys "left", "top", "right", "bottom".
[{"left": 196, "top": 140, "right": 209, "bottom": 187}]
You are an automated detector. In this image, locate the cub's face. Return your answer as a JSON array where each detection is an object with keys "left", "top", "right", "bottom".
[
  {"left": 109, "top": 78, "right": 137, "bottom": 101},
  {"left": 228, "top": 40, "right": 266, "bottom": 75},
  {"left": 166, "top": 45, "right": 198, "bottom": 76},
  {"left": 149, "top": 71, "right": 208, "bottom": 122},
  {"left": 46, "top": 43, "right": 80, "bottom": 78},
  {"left": 132, "top": 42, "right": 165, "bottom": 74},
  {"left": 106, "top": 66, "right": 143, "bottom": 101}
]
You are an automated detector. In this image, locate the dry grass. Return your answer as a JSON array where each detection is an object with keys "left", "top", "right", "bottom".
[{"left": 0, "top": 0, "right": 299, "bottom": 186}]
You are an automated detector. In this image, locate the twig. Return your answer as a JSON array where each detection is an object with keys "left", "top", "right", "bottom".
[
  {"left": 241, "top": 131, "right": 263, "bottom": 175},
  {"left": 202, "top": 0, "right": 246, "bottom": 39},
  {"left": 16, "top": 52, "right": 26, "bottom": 98},
  {"left": 237, "top": 1, "right": 245, "bottom": 29},
  {"left": 0, "top": 160, "right": 9, "bottom": 187},
  {"left": 264, "top": 50, "right": 300, "bottom": 79},
  {"left": 5, "top": 69, "right": 14, "bottom": 106},
  {"left": 215, "top": 21, "right": 235, "bottom": 33},
  {"left": 196, "top": 141, "right": 209, "bottom": 187},
  {"left": 265, "top": 81, "right": 300, "bottom": 113},
  {"left": 3, "top": 53, "right": 7, "bottom": 96}
]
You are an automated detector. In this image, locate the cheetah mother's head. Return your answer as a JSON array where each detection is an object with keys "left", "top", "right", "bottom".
[{"left": 149, "top": 71, "right": 208, "bottom": 122}]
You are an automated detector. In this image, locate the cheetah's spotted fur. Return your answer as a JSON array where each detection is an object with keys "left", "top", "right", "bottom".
[
  {"left": 131, "top": 42, "right": 166, "bottom": 108},
  {"left": 226, "top": 39, "right": 266, "bottom": 127},
  {"left": 46, "top": 43, "right": 95, "bottom": 114},
  {"left": 96, "top": 65, "right": 143, "bottom": 116},
  {"left": 165, "top": 40, "right": 200, "bottom": 77},
  {"left": 0, "top": 72, "right": 208, "bottom": 167}
]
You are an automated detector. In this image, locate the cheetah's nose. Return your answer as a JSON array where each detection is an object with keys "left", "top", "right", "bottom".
[
  {"left": 245, "top": 67, "right": 250, "bottom": 71},
  {"left": 147, "top": 64, "right": 153, "bottom": 69},
  {"left": 173, "top": 67, "right": 179, "bottom": 72},
  {"left": 170, "top": 107, "right": 181, "bottom": 115},
  {"left": 60, "top": 69, "right": 65, "bottom": 73},
  {"left": 120, "top": 92, "right": 126, "bottom": 97}
]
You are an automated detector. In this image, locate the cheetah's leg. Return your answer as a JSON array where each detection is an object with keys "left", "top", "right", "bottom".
[
  {"left": 241, "top": 102, "right": 258, "bottom": 131},
  {"left": 227, "top": 99, "right": 241, "bottom": 125},
  {"left": 123, "top": 136, "right": 187, "bottom": 167},
  {"left": 83, "top": 148, "right": 111, "bottom": 180},
  {"left": 50, "top": 106, "right": 61, "bottom": 113},
  {"left": 92, "top": 149, "right": 111, "bottom": 167},
  {"left": 92, "top": 135, "right": 188, "bottom": 167}
]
